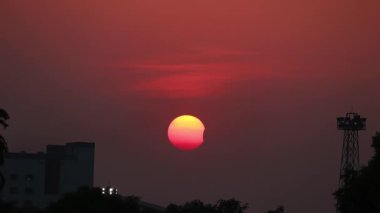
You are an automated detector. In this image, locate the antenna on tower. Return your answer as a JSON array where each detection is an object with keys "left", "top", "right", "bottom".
[{"left": 336, "top": 112, "right": 366, "bottom": 186}]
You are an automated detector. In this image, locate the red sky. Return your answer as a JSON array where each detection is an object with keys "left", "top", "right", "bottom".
[{"left": 1, "top": 1, "right": 380, "bottom": 212}]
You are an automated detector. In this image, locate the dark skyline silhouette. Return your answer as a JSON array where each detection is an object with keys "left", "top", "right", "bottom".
[
  {"left": 334, "top": 132, "right": 380, "bottom": 213},
  {"left": 1, "top": 1, "right": 380, "bottom": 213},
  {"left": 0, "top": 108, "right": 10, "bottom": 191}
]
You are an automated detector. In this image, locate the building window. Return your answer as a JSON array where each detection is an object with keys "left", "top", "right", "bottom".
[
  {"left": 25, "top": 174, "right": 34, "bottom": 182},
  {"left": 10, "top": 174, "right": 19, "bottom": 181},
  {"left": 9, "top": 187, "right": 19, "bottom": 194},
  {"left": 24, "top": 187, "right": 34, "bottom": 195}
]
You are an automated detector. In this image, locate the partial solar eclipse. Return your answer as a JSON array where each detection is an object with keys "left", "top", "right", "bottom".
[{"left": 168, "top": 115, "right": 205, "bottom": 151}]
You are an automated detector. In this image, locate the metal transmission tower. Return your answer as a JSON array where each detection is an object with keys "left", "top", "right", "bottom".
[{"left": 336, "top": 112, "right": 366, "bottom": 186}]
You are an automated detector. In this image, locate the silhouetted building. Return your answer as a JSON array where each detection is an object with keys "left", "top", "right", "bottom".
[{"left": 0, "top": 142, "right": 95, "bottom": 208}]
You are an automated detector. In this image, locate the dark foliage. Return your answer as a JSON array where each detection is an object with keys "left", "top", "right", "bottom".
[
  {"left": 166, "top": 198, "right": 249, "bottom": 213},
  {"left": 0, "top": 109, "right": 10, "bottom": 129},
  {"left": 0, "top": 199, "right": 43, "bottom": 213},
  {"left": 166, "top": 200, "right": 216, "bottom": 213},
  {"left": 0, "top": 199, "right": 16, "bottom": 213},
  {"left": 46, "top": 186, "right": 141, "bottom": 213},
  {"left": 334, "top": 132, "right": 380, "bottom": 213},
  {"left": 264, "top": 206, "right": 284, "bottom": 213},
  {"left": 216, "top": 198, "right": 249, "bottom": 213},
  {"left": 0, "top": 108, "right": 9, "bottom": 191}
]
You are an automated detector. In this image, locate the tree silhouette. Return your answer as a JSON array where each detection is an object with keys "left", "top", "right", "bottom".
[
  {"left": 173, "top": 200, "right": 216, "bottom": 213},
  {"left": 46, "top": 186, "right": 142, "bottom": 213},
  {"left": 166, "top": 199, "right": 249, "bottom": 213},
  {"left": 166, "top": 204, "right": 182, "bottom": 213},
  {"left": 264, "top": 206, "right": 284, "bottom": 213},
  {"left": 334, "top": 132, "right": 380, "bottom": 213},
  {"left": 216, "top": 198, "right": 248, "bottom": 213},
  {"left": 0, "top": 108, "right": 10, "bottom": 191},
  {"left": 0, "top": 109, "right": 10, "bottom": 129}
]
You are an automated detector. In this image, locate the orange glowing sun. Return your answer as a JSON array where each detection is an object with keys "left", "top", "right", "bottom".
[{"left": 168, "top": 115, "right": 205, "bottom": 151}]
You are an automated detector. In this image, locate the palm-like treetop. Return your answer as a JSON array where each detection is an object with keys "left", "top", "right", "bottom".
[
  {"left": 0, "top": 108, "right": 9, "bottom": 191},
  {"left": 0, "top": 108, "right": 10, "bottom": 129}
]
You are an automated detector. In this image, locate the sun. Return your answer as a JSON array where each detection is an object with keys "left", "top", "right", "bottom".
[{"left": 167, "top": 115, "right": 205, "bottom": 151}]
